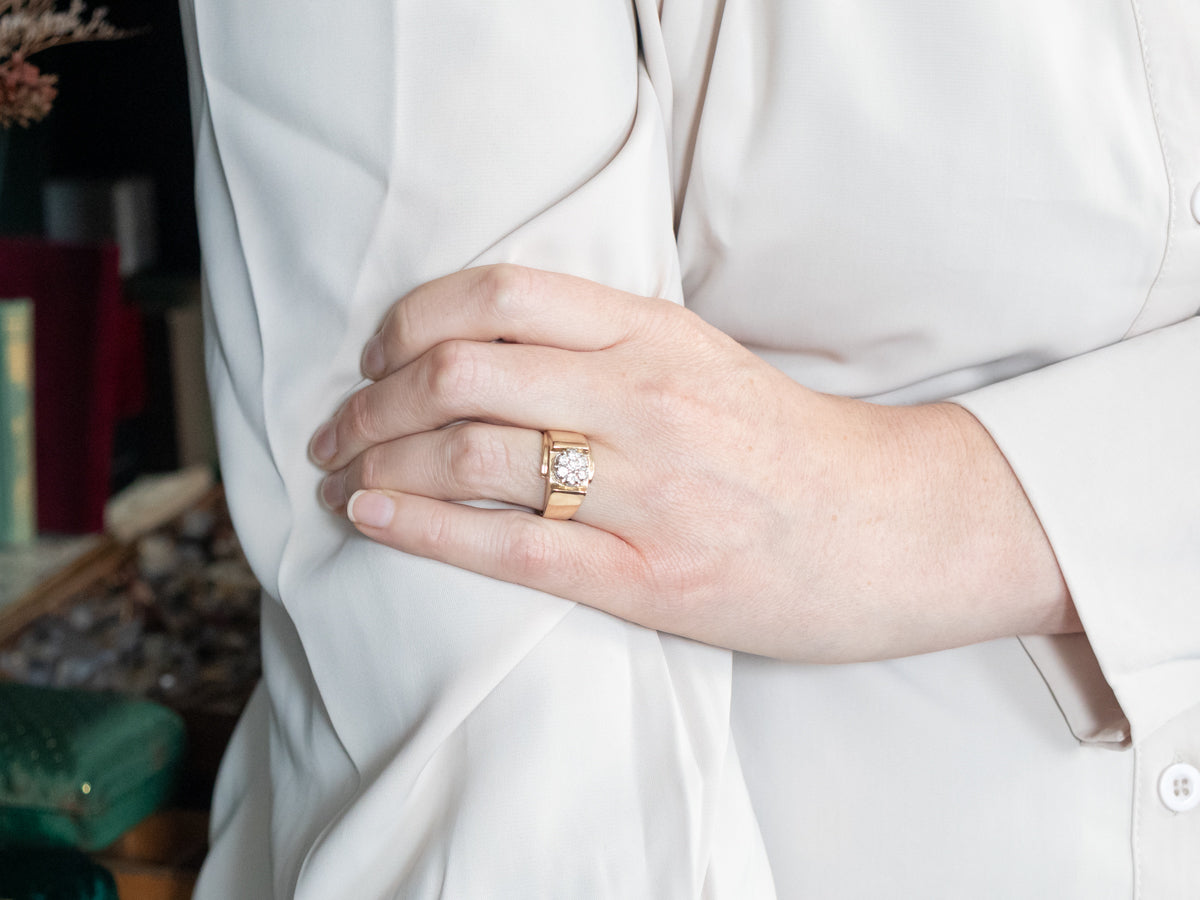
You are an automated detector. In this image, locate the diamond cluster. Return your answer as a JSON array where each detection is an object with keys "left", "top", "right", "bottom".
[{"left": 552, "top": 448, "right": 590, "bottom": 487}]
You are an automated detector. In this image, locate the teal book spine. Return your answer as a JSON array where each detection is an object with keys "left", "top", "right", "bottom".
[{"left": 0, "top": 298, "right": 35, "bottom": 544}]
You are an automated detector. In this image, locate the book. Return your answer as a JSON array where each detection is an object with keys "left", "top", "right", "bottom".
[
  {"left": 122, "top": 272, "right": 216, "bottom": 473},
  {"left": 0, "top": 238, "right": 145, "bottom": 534},
  {"left": 166, "top": 295, "right": 217, "bottom": 468},
  {"left": 43, "top": 176, "right": 159, "bottom": 277},
  {"left": 0, "top": 298, "right": 36, "bottom": 544}
]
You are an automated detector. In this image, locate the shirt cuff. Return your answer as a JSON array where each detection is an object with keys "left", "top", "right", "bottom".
[
  {"left": 1019, "top": 634, "right": 1130, "bottom": 747},
  {"left": 953, "top": 317, "right": 1200, "bottom": 746}
]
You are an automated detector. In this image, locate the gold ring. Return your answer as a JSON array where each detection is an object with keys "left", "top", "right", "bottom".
[{"left": 540, "top": 430, "right": 594, "bottom": 520}]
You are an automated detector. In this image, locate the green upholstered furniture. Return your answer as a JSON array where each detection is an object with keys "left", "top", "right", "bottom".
[{"left": 0, "top": 682, "right": 184, "bottom": 853}]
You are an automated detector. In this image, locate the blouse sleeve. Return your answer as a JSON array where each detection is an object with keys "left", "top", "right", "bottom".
[
  {"left": 953, "top": 0, "right": 1200, "bottom": 748},
  {"left": 181, "top": 0, "right": 772, "bottom": 896},
  {"left": 954, "top": 315, "right": 1200, "bottom": 746}
]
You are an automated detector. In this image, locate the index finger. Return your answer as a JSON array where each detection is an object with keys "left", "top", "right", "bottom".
[{"left": 361, "top": 264, "right": 664, "bottom": 380}]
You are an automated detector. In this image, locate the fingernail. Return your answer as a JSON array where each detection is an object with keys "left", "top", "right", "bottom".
[
  {"left": 310, "top": 421, "right": 337, "bottom": 464},
  {"left": 320, "top": 471, "right": 347, "bottom": 509},
  {"left": 347, "top": 490, "right": 395, "bottom": 528},
  {"left": 361, "top": 335, "right": 385, "bottom": 379}
]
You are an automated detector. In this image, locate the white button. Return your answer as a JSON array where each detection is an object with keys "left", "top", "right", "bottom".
[
  {"left": 1159, "top": 763, "right": 1200, "bottom": 813},
  {"left": 1192, "top": 183, "right": 1200, "bottom": 225}
]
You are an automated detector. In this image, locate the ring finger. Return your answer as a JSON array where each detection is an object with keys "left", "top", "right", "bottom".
[{"left": 320, "top": 421, "right": 615, "bottom": 526}]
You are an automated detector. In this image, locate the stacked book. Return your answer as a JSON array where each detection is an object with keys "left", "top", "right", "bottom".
[
  {"left": 0, "top": 297, "right": 35, "bottom": 543},
  {"left": 0, "top": 238, "right": 146, "bottom": 536}
]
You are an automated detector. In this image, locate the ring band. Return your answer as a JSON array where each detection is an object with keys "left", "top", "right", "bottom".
[{"left": 540, "top": 430, "right": 594, "bottom": 520}]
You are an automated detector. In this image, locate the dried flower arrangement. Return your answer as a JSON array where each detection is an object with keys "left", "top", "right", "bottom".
[{"left": 0, "top": 0, "right": 131, "bottom": 128}]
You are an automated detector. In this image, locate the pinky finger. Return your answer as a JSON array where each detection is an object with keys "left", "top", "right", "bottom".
[{"left": 345, "top": 489, "right": 644, "bottom": 614}]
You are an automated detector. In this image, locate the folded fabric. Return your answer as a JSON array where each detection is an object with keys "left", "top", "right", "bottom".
[{"left": 0, "top": 682, "right": 184, "bottom": 851}]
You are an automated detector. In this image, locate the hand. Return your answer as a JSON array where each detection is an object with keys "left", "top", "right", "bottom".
[{"left": 310, "top": 265, "right": 1079, "bottom": 662}]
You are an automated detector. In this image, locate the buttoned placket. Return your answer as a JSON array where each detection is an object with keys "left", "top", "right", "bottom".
[
  {"left": 1127, "top": 1, "right": 1200, "bottom": 897},
  {"left": 1134, "top": 705, "right": 1200, "bottom": 897}
]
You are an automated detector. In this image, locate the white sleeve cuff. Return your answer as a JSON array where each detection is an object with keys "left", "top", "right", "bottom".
[{"left": 954, "top": 317, "right": 1200, "bottom": 745}]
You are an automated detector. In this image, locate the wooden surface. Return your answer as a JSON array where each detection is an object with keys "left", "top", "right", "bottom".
[
  {"left": 0, "top": 477, "right": 223, "bottom": 645},
  {"left": 104, "top": 809, "right": 209, "bottom": 867},
  {"left": 95, "top": 809, "right": 207, "bottom": 899},
  {"left": 0, "top": 536, "right": 130, "bottom": 644}
]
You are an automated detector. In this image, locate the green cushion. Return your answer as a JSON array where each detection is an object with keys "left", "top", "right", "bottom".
[
  {"left": 0, "top": 846, "right": 118, "bottom": 900},
  {"left": 0, "top": 682, "right": 185, "bottom": 851}
]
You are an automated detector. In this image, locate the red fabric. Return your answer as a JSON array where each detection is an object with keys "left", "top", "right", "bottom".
[{"left": 0, "top": 238, "right": 145, "bottom": 533}]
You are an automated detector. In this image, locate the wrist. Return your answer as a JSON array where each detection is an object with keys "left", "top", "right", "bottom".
[
  {"left": 808, "top": 397, "right": 1080, "bottom": 661},
  {"left": 919, "top": 401, "right": 1079, "bottom": 638}
]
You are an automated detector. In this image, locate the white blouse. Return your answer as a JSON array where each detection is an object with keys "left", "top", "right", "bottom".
[{"left": 181, "top": 0, "right": 1199, "bottom": 896}]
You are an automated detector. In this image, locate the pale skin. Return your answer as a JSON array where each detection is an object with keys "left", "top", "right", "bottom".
[{"left": 309, "top": 264, "right": 1081, "bottom": 663}]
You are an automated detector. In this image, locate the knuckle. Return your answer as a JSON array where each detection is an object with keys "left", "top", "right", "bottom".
[
  {"left": 477, "top": 263, "right": 533, "bottom": 322},
  {"left": 447, "top": 424, "right": 507, "bottom": 493},
  {"left": 500, "top": 515, "right": 555, "bottom": 580},
  {"left": 356, "top": 445, "right": 383, "bottom": 489},
  {"left": 644, "top": 545, "right": 715, "bottom": 611},
  {"left": 426, "top": 340, "right": 483, "bottom": 409},
  {"left": 415, "top": 503, "right": 455, "bottom": 556},
  {"left": 667, "top": 558, "right": 718, "bottom": 603},
  {"left": 638, "top": 370, "right": 701, "bottom": 432},
  {"left": 341, "top": 389, "right": 383, "bottom": 444},
  {"left": 381, "top": 303, "right": 414, "bottom": 360},
  {"left": 633, "top": 296, "right": 695, "bottom": 342}
]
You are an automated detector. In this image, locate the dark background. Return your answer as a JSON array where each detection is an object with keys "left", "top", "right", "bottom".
[
  {"left": 2, "top": 0, "right": 202, "bottom": 488},
  {"left": 4, "top": 0, "right": 198, "bottom": 274}
]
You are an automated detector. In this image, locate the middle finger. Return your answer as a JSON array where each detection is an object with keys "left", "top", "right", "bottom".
[{"left": 310, "top": 340, "right": 604, "bottom": 471}]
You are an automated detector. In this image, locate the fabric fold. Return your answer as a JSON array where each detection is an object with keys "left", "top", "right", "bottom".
[{"left": 185, "top": 1, "right": 766, "bottom": 895}]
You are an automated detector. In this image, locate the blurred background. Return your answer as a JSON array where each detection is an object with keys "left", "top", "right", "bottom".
[
  {"left": 0, "top": 3, "right": 258, "bottom": 896},
  {"left": 2, "top": 0, "right": 203, "bottom": 489},
  {"left": 1, "top": 0, "right": 198, "bottom": 270}
]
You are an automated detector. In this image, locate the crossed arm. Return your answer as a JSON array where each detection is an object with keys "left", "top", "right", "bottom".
[{"left": 308, "top": 263, "right": 1080, "bottom": 663}]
